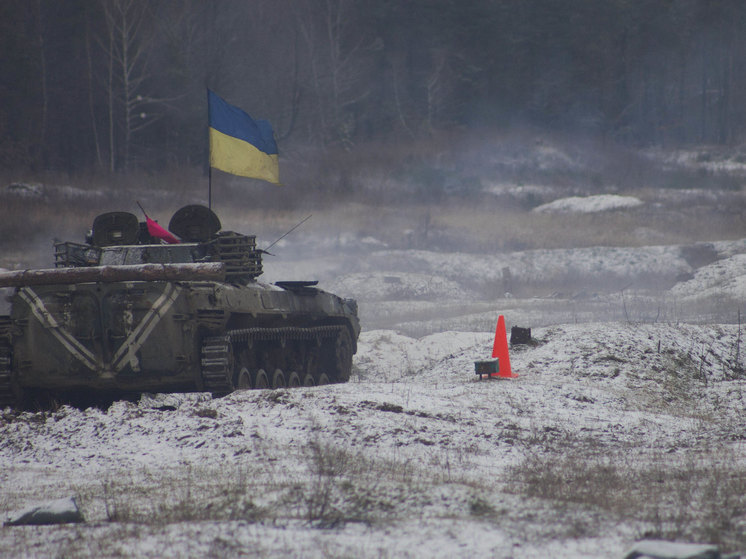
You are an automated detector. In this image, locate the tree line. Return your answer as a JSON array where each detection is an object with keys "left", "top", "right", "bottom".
[{"left": 2, "top": 0, "right": 746, "bottom": 175}]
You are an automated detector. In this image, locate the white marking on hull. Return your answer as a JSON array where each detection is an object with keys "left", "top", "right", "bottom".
[
  {"left": 19, "top": 287, "right": 102, "bottom": 371},
  {"left": 111, "top": 283, "right": 181, "bottom": 373},
  {"left": 19, "top": 284, "right": 182, "bottom": 376}
]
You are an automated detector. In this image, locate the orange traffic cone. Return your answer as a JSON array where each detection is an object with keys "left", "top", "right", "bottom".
[{"left": 492, "top": 315, "right": 518, "bottom": 378}]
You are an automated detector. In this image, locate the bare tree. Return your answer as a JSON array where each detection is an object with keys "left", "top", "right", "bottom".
[
  {"left": 98, "top": 0, "right": 162, "bottom": 171},
  {"left": 295, "top": 0, "right": 375, "bottom": 147},
  {"left": 34, "top": 0, "right": 47, "bottom": 164},
  {"left": 85, "top": 8, "right": 103, "bottom": 169}
]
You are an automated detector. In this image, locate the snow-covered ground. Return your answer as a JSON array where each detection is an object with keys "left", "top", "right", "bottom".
[{"left": 1, "top": 321, "right": 745, "bottom": 557}]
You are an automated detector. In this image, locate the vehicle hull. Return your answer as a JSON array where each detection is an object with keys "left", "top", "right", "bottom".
[{"left": 2, "top": 277, "right": 359, "bottom": 405}]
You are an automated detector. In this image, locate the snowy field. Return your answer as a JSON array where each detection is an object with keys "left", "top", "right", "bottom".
[
  {"left": 1, "top": 322, "right": 745, "bottom": 557},
  {"left": 2, "top": 142, "right": 746, "bottom": 557}
]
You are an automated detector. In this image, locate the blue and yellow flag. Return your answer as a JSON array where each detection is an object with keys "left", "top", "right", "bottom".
[{"left": 208, "top": 89, "right": 279, "bottom": 184}]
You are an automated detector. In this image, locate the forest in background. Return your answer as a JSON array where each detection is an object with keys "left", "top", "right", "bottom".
[{"left": 2, "top": 0, "right": 746, "bottom": 176}]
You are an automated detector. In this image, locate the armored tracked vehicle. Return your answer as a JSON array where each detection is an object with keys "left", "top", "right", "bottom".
[{"left": 0, "top": 205, "right": 360, "bottom": 408}]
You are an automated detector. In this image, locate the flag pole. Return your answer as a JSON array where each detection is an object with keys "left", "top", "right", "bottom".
[{"left": 206, "top": 87, "right": 212, "bottom": 211}]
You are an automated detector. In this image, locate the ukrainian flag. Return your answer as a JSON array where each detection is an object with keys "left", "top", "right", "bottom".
[{"left": 208, "top": 89, "right": 280, "bottom": 184}]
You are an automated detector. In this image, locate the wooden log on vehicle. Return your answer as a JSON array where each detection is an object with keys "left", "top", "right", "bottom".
[{"left": 0, "top": 262, "right": 226, "bottom": 287}]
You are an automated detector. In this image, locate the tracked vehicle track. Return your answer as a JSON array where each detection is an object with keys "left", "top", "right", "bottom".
[
  {"left": 0, "top": 342, "right": 13, "bottom": 409},
  {"left": 201, "top": 336, "right": 234, "bottom": 395},
  {"left": 0, "top": 316, "right": 14, "bottom": 408},
  {"left": 201, "top": 325, "right": 349, "bottom": 395},
  {"left": 228, "top": 325, "right": 345, "bottom": 344}
]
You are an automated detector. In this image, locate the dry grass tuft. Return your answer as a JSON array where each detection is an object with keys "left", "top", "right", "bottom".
[{"left": 507, "top": 447, "right": 746, "bottom": 552}]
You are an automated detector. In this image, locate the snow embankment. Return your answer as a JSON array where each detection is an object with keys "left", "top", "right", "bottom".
[
  {"left": 672, "top": 251, "right": 746, "bottom": 301},
  {"left": 323, "top": 244, "right": 689, "bottom": 301},
  {"left": 532, "top": 194, "right": 644, "bottom": 214}
]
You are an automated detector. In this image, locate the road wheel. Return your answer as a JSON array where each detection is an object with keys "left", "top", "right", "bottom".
[
  {"left": 237, "top": 367, "right": 252, "bottom": 390},
  {"left": 253, "top": 369, "right": 269, "bottom": 390},
  {"left": 302, "top": 373, "right": 315, "bottom": 386},
  {"left": 316, "top": 372, "right": 330, "bottom": 386},
  {"left": 271, "top": 368, "right": 286, "bottom": 389},
  {"left": 235, "top": 348, "right": 252, "bottom": 390},
  {"left": 287, "top": 371, "right": 301, "bottom": 387}
]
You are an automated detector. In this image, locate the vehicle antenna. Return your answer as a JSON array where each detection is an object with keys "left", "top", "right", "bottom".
[
  {"left": 263, "top": 214, "right": 312, "bottom": 252},
  {"left": 136, "top": 200, "right": 148, "bottom": 218}
]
